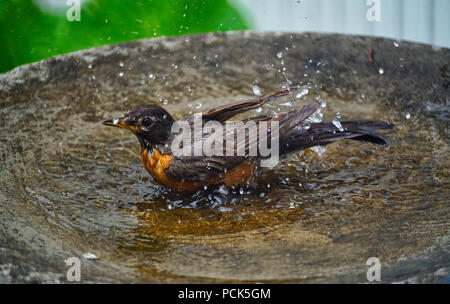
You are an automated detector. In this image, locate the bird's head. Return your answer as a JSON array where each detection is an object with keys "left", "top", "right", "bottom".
[{"left": 103, "top": 104, "right": 175, "bottom": 146}]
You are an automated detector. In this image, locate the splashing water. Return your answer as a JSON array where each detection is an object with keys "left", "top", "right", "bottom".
[
  {"left": 332, "top": 118, "right": 344, "bottom": 132},
  {"left": 310, "top": 145, "right": 327, "bottom": 156},
  {"left": 252, "top": 84, "right": 262, "bottom": 96},
  {"left": 295, "top": 87, "right": 309, "bottom": 99}
]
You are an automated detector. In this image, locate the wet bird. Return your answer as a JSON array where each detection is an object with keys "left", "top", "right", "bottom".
[{"left": 103, "top": 88, "right": 393, "bottom": 192}]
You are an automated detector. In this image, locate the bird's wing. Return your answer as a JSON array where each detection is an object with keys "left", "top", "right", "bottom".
[
  {"left": 194, "top": 87, "right": 297, "bottom": 123},
  {"left": 165, "top": 102, "right": 321, "bottom": 183}
]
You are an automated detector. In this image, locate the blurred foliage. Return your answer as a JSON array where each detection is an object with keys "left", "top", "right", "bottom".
[{"left": 0, "top": 0, "right": 250, "bottom": 73}]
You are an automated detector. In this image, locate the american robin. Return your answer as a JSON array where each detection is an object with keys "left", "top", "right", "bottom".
[{"left": 103, "top": 88, "right": 393, "bottom": 192}]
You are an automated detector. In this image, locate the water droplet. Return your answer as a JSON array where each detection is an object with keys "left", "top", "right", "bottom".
[
  {"left": 277, "top": 52, "right": 283, "bottom": 59},
  {"left": 306, "top": 107, "right": 323, "bottom": 123},
  {"left": 405, "top": 113, "right": 411, "bottom": 119},
  {"left": 252, "top": 84, "right": 262, "bottom": 96},
  {"left": 311, "top": 146, "right": 327, "bottom": 156},
  {"left": 83, "top": 253, "right": 97, "bottom": 260},
  {"left": 294, "top": 124, "right": 307, "bottom": 132},
  {"left": 280, "top": 101, "right": 293, "bottom": 107},
  {"left": 295, "top": 87, "right": 309, "bottom": 99},
  {"left": 332, "top": 119, "right": 344, "bottom": 132}
]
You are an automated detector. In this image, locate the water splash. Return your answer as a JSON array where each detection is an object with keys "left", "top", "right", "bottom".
[
  {"left": 83, "top": 253, "right": 98, "bottom": 260},
  {"left": 332, "top": 119, "right": 345, "bottom": 132},
  {"left": 311, "top": 145, "right": 327, "bottom": 156},
  {"left": 306, "top": 106, "right": 323, "bottom": 123},
  {"left": 252, "top": 84, "right": 262, "bottom": 96},
  {"left": 295, "top": 87, "right": 309, "bottom": 100}
]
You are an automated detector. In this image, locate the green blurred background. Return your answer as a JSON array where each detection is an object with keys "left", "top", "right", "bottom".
[
  {"left": 0, "top": 0, "right": 250, "bottom": 73},
  {"left": 3, "top": 0, "right": 447, "bottom": 74}
]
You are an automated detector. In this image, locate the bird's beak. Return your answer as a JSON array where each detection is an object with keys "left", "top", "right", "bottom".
[{"left": 102, "top": 117, "right": 139, "bottom": 132}]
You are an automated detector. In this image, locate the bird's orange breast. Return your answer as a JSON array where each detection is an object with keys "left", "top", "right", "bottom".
[
  {"left": 141, "top": 147, "right": 255, "bottom": 191},
  {"left": 141, "top": 147, "right": 218, "bottom": 191}
]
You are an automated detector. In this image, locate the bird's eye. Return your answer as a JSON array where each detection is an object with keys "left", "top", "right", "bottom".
[{"left": 142, "top": 117, "right": 152, "bottom": 127}]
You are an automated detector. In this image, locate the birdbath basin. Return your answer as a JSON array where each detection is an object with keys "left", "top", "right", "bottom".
[{"left": 0, "top": 32, "right": 449, "bottom": 283}]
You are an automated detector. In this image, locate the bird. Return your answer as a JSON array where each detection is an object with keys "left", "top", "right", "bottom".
[{"left": 103, "top": 88, "right": 393, "bottom": 192}]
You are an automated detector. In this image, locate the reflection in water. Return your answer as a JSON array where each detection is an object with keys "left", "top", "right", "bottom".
[{"left": 1, "top": 89, "right": 449, "bottom": 282}]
